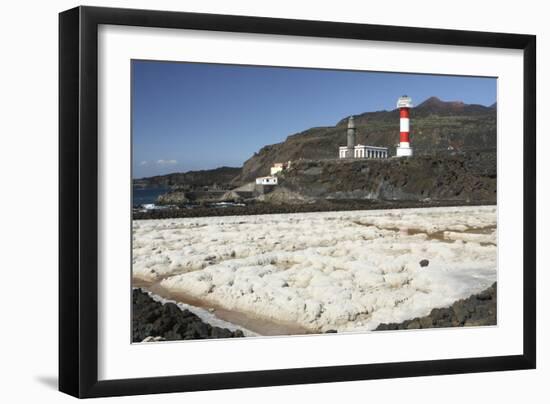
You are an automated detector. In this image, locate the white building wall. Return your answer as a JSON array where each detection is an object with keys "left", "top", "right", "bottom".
[
  {"left": 256, "top": 176, "right": 278, "bottom": 185},
  {"left": 347, "top": 145, "right": 389, "bottom": 159}
]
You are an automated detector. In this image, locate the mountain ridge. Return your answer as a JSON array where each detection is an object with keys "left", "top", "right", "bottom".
[
  {"left": 133, "top": 166, "right": 241, "bottom": 189},
  {"left": 233, "top": 96, "right": 496, "bottom": 184}
]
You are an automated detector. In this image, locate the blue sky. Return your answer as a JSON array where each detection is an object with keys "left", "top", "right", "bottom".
[{"left": 132, "top": 60, "right": 496, "bottom": 178}]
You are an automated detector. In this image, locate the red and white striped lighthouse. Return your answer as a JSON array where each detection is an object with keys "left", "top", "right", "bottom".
[{"left": 396, "top": 95, "right": 413, "bottom": 157}]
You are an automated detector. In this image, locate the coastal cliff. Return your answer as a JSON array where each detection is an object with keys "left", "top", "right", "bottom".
[{"left": 274, "top": 151, "right": 496, "bottom": 203}]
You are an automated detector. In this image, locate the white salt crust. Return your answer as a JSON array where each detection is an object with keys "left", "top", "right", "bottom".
[{"left": 133, "top": 206, "right": 497, "bottom": 333}]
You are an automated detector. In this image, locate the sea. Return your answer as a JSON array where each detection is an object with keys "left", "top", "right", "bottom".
[{"left": 133, "top": 187, "right": 170, "bottom": 206}]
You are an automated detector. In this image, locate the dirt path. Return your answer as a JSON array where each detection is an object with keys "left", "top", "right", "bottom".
[{"left": 133, "top": 278, "right": 312, "bottom": 336}]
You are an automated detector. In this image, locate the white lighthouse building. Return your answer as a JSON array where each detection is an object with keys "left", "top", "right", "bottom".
[{"left": 396, "top": 95, "right": 414, "bottom": 157}]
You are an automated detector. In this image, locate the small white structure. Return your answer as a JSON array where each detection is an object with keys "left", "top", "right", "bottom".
[
  {"left": 270, "top": 165, "right": 284, "bottom": 176},
  {"left": 270, "top": 161, "right": 292, "bottom": 176},
  {"left": 256, "top": 176, "right": 278, "bottom": 185}
]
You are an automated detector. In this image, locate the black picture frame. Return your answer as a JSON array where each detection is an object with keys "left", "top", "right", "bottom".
[{"left": 59, "top": 5, "right": 536, "bottom": 398}]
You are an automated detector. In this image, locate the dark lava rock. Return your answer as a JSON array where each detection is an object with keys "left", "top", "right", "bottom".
[
  {"left": 134, "top": 199, "right": 494, "bottom": 220},
  {"left": 261, "top": 152, "right": 496, "bottom": 204},
  {"left": 132, "top": 288, "right": 244, "bottom": 342},
  {"left": 419, "top": 259, "right": 430, "bottom": 268},
  {"left": 374, "top": 282, "right": 497, "bottom": 331}
]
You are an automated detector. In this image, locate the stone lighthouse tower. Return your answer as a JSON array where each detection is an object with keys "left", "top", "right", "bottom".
[
  {"left": 396, "top": 95, "right": 413, "bottom": 157},
  {"left": 346, "top": 116, "right": 356, "bottom": 158}
]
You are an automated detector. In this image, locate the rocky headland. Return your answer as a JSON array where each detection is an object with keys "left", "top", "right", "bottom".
[
  {"left": 232, "top": 96, "right": 496, "bottom": 185},
  {"left": 134, "top": 151, "right": 496, "bottom": 219},
  {"left": 134, "top": 166, "right": 240, "bottom": 189},
  {"left": 273, "top": 151, "right": 495, "bottom": 203}
]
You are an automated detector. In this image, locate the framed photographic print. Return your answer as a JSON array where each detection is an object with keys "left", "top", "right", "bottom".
[{"left": 59, "top": 6, "right": 536, "bottom": 398}]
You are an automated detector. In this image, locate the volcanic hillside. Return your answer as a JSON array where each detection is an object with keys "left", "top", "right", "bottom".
[
  {"left": 233, "top": 97, "right": 496, "bottom": 184},
  {"left": 272, "top": 151, "right": 496, "bottom": 203}
]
